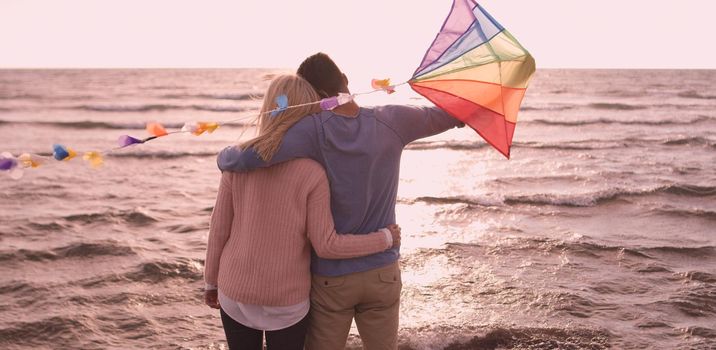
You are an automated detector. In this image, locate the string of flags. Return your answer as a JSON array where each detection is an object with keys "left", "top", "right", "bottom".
[{"left": 1, "top": 79, "right": 398, "bottom": 179}]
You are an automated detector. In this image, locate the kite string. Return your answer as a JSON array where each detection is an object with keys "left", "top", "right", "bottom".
[{"left": 353, "top": 80, "right": 410, "bottom": 96}]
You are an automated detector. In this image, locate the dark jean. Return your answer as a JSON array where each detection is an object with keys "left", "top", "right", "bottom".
[{"left": 220, "top": 308, "right": 308, "bottom": 350}]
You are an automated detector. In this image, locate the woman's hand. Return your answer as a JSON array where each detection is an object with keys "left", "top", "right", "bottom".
[
  {"left": 387, "top": 224, "right": 401, "bottom": 248},
  {"left": 204, "top": 289, "right": 220, "bottom": 309}
]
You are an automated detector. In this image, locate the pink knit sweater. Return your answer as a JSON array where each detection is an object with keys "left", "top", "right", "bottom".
[{"left": 204, "top": 159, "right": 389, "bottom": 306}]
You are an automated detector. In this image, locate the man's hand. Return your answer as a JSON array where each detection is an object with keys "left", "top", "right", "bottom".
[
  {"left": 204, "top": 289, "right": 220, "bottom": 309},
  {"left": 387, "top": 224, "right": 401, "bottom": 248}
]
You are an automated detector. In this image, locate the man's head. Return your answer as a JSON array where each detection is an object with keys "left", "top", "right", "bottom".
[{"left": 297, "top": 52, "right": 348, "bottom": 98}]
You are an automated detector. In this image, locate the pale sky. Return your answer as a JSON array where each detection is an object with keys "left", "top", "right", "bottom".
[{"left": 1, "top": 0, "right": 715, "bottom": 76}]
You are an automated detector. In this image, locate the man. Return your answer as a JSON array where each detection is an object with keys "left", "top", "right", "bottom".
[{"left": 217, "top": 53, "right": 463, "bottom": 349}]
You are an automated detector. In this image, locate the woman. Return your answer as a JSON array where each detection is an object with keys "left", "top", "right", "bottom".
[{"left": 203, "top": 74, "right": 401, "bottom": 350}]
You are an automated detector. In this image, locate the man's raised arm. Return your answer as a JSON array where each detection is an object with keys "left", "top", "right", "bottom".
[
  {"left": 375, "top": 105, "right": 463, "bottom": 146},
  {"left": 217, "top": 116, "right": 320, "bottom": 172}
]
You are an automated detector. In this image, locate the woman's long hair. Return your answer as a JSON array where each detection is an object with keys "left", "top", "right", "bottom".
[{"left": 241, "top": 74, "right": 321, "bottom": 161}]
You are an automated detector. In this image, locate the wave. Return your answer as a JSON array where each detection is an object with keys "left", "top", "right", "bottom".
[
  {"left": 0, "top": 281, "right": 47, "bottom": 295},
  {"left": 683, "top": 326, "right": 716, "bottom": 339},
  {"left": 429, "top": 137, "right": 702, "bottom": 152},
  {"left": 601, "top": 89, "right": 646, "bottom": 98},
  {"left": 643, "top": 246, "right": 716, "bottom": 258},
  {"left": 679, "top": 271, "right": 716, "bottom": 283},
  {"left": 662, "top": 136, "right": 715, "bottom": 147},
  {"left": 413, "top": 184, "right": 716, "bottom": 208},
  {"left": 0, "top": 316, "right": 94, "bottom": 348},
  {"left": 524, "top": 103, "right": 708, "bottom": 113},
  {"left": 429, "top": 327, "right": 610, "bottom": 350},
  {"left": 63, "top": 209, "right": 159, "bottom": 225},
  {"left": 0, "top": 150, "right": 219, "bottom": 161},
  {"left": 164, "top": 223, "right": 209, "bottom": 233},
  {"left": 109, "top": 151, "right": 219, "bottom": 159},
  {"left": 0, "top": 93, "right": 44, "bottom": 100},
  {"left": 504, "top": 185, "right": 716, "bottom": 207},
  {"left": 141, "top": 85, "right": 189, "bottom": 91},
  {"left": 26, "top": 222, "right": 70, "bottom": 232},
  {"left": 160, "top": 92, "right": 259, "bottom": 101},
  {"left": 637, "top": 265, "right": 673, "bottom": 273},
  {"left": 11, "top": 120, "right": 157, "bottom": 129},
  {"left": 501, "top": 191, "right": 628, "bottom": 207},
  {"left": 678, "top": 91, "right": 716, "bottom": 100},
  {"left": 71, "top": 104, "right": 176, "bottom": 112},
  {"left": 588, "top": 102, "right": 647, "bottom": 110},
  {"left": 511, "top": 240, "right": 653, "bottom": 259},
  {"left": 379, "top": 324, "right": 612, "bottom": 350},
  {"left": 656, "top": 285, "right": 716, "bottom": 317},
  {"left": 406, "top": 141, "right": 489, "bottom": 151},
  {"left": 0, "top": 249, "right": 56, "bottom": 262},
  {"left": 449, "top": 238, "right": 715, "bottom": 262},
  {"left": 53, "top": 241, "right": 137, "bottom": 258},
  {"left": 124, "top": 257, "right": 203, "bottom": 283},
  {"left": 413, "top": 195, "right": 500, "bottom": 207},
  {"left": 525, "top": 115, "right": 714, "bottom": 127},
  {"left": 406, "top": 140, "right": 617, "bottom": 152},
  {"left": 520, "top": 105, "right": 575, "bottom": 112},
  {"left": 661, "top": 184, "right": 716, "bottom": 196},
  {"left": 192, "top": 105, "right": 250, "bottom": 112},
  {"left": 69, "top": 257, "right": 203, "bottom": 288},
  {"left": 0, "top": 119, "right": 250, "bottom": 130},
  {"left": 70, "top": 104, "right": 249, "bottom": 113},
  {"left": 0, "top": 241, "right": 137, "bottom": 263},
  {"left": 655, "top": 208, "right": 716, "bottom": 220},
  {"left": 70, "top": 291, "right": 192, "bottom": 307},
  {"left": 466, "top": 137, "right": 716, "bottom": 152},
  {"left": 515, "top": 141, "right": 612, "bottom": 151}
]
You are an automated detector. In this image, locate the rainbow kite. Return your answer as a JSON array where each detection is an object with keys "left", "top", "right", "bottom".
[{"left": 410, "top": 0, "right": 535, "bottom": 158}]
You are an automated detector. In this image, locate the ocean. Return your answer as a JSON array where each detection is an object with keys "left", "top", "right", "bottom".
[{"left": 0, "top": 68, "right": 714, "bottom": 349}]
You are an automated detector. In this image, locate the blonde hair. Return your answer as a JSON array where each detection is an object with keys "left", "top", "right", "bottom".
[{"left": 241, "top": 74, "right": 321, "bottom": 161}]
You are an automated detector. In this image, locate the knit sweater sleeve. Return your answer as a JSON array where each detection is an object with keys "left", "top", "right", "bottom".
[
  {"left": 204, "top": 173, "right": 234, "bottom": 287},
  {"left": 306, "top": 172, "right": 390, "bottom": 259}
]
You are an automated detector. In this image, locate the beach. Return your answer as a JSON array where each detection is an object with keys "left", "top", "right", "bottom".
[{"left": 0, "top": 68, "right": 715, "bottom": 349}]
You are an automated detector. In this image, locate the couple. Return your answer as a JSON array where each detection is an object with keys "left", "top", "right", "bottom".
[{"left": 203, "top": 53, "right": 463, "bottom": 350}]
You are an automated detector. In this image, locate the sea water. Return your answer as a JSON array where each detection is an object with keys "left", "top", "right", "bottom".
[{"left": 0, "top": 69, "right": 714, "bottom": 349}]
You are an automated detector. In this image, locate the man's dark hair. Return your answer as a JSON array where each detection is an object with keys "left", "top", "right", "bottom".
[{"left": 297, "top": 52, "right": 344, "bottom": 98}]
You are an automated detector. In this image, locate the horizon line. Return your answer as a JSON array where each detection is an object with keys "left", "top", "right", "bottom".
[{"left": 1, "top": 66, "right": 715, "bottom": 71}]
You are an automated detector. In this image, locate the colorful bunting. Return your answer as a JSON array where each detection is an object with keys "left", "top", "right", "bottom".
[
  {"left": 271, "top": 95, "right": 289, "bottom": 117},
  {"left": 0, "top": 153, "right": 17, "bottom": 171},
  {"left": 181, "top": 121, "right": 220, "bottom": 135},
  {"left": 18, "top": 153, "right": 44, "bottom": 168},
  {"left": 146, "top": 122, "right": 168, "bottom": 137},
  {"left": 198, "top": 122, "right": 220, "bottom": 135},
  {"left": 0, "top": 152, "right": 24, "bottom": 179},
  {"left": 52, "top": 144, "right": 77, "bottom": 161},
  {"left": 371, "top": 79, "right": 396, "bottom": 94},
  {"left": 82, "top": 151, "right": 104, "bottom": 168},
  {"left": 181, "top": 122, "right": 200, "bottom": 134},
  {"left": 319, "top": 93, "right": 354, "bottom": 111},
  {"left": 118, "top": 135, "right": 143, "bottom": 148}
]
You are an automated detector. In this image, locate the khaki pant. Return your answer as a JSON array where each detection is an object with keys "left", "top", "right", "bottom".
[{"left": 305, "top": 261, "right": 402, "bottom": 350}]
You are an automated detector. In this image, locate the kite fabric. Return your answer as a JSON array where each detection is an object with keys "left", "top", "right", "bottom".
[{"left": 409, "top": 0, "right": 536, "bottom": 158}]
